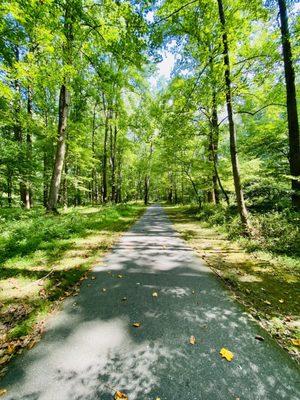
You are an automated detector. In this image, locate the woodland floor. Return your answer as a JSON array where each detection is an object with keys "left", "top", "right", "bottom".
[
  {"left": 0, "top": 204, "right": 145, "bottom": 376},
  {"left": 0, "top": 205, "right": 299, "bottom": 399},
  {"left": 165, "top": 205, "right": 300, "bottom": 362}
]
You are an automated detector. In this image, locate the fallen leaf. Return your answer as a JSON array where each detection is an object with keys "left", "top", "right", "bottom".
[
  {"left": 132, "top": 322, "right": 141, "bottom": 328},
  {"left": 189, "top": 335, "right": 196, "bottom": 345},
  {"left": 7, "top": 344, "right": 15, "bottom": 354},
  {"left": 279, "top": 299, "right": 284, "bottom": 304},
  {"left": 255, "top": 335, "right": 264, "bottom": 342},
  {"left": 0, "top": 389, "right": 7, "bottom": 397},
  {"left": 152, "top": 292, "right": 158, "bottom": 298},
  {"left": 114, "top": 390, "right": 128, "bottom": 400},
  {"left": 291, "top": 339, "right": 300, "bottom": 347},
  {"left": 220, "top": 347, "right": 234, "bottom": 361}
]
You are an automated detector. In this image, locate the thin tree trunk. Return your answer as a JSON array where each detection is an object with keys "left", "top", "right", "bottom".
[
  {"left": 116, "top": 152, "right": 122, "bottom": 203},
  {"left": 278, "top": 0, "right": 300, "bottom": 210},
  {"left": 102, "top": 110, "right": 109, "bottom": 203},
  {"left": 7, "top": 167, "right": 13, "bottom": 207},
  {"left": 91, "top": 101, "right": 98, "bottom": 203},
  {"left": 185, "top": 170, "right": 202, "bottom": 207},
  {"left": 110, "top": 120, "right": 117, "bottom": 202},
  {"left": 24, "top": 85, "right": 33, "bottom": 209},
  {"left": 217, "top": 0, "right": 250, "bottom": 232},
  {"left": 47, "top": 84, "right": 70, "bottom": 211}
]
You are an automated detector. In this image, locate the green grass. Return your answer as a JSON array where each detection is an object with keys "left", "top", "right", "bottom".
[
  {"left": 165, "top": 205, "right": 300, "bottom": 362},
  {"left": 0, "top": 204, "right": 145, "bottom": 366}
]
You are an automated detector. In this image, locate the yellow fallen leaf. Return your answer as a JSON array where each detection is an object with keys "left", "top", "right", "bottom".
[
  {"left": 132, "top": 322, "right": 141, "bottom": 328},
  {"left": 152, "top": 292, "right": 158, "bottom": 298},
  {"left": 0, "top": 389, "right": 7, "bottom": 397},
  {"left": 114, "top": 391, "right": 128, "bottom": 400},
  {"left": 291, "top": 339, "right": 300, "bottom": 347},
  {"left": 220, "top": 347, "right": 234, "bottom": 361},
  {"left": 189, "top": 335, "right": 196, "bottom": 345},
  {"left": 7, "top": 344, "right": 15, "bottom": 354}
]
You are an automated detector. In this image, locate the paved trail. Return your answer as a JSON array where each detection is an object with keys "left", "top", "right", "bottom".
[{"left": 1, "top": 205, "right": 300, "bottom": 400}]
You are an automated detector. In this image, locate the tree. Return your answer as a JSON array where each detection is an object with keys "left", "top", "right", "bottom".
[{"left": 277, "top": 0, "right": 300, "bottom": 210}]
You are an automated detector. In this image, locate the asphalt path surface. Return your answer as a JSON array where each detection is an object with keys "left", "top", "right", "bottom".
[{"left": 1, "top": 205, "right": 300, "bottom": 399}]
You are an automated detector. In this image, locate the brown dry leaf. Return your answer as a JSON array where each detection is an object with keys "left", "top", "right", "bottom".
[
  {"left": 291, "top": 339, "right": 300, "bottom": 347},
  {"left": 189, "top": 335, "right": 196, "bottom": 345},
  {"left": 114, "top": 390, "right": 128, "bottom": 400},
  {"left": 152, "top": 292, "right": 158, "bottom": 298},
  {"left": 132, "top": 322, "right": 141, "bottom": 328},
  {"left": 220, "top": 347, "right": 234, "bottom": 361},
  {"left": 0, "top": 389, "right": 7, "bottom": 397}
]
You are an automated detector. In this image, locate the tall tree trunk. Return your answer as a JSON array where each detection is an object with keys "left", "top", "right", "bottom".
[
  {"left": 91, "top": 101, "right": 98, "bottom": 203},
  {"left": 13, "top": 46, "right": 28, "bottom": 208},
  {"left": 278, "top": 0, "right": 300, "bottom": 210},
  {"left": 210, "top": 88, "right": 229, "bottom": 205},
  {"left": 47, "top": 3, "right": 73, "bottom": 212},
  {"left": 102, "top": 112, "right": 109, "bottom": 203},
  {"left": 144, "top": 175, "right": 150, "bottom": 205},
  {"left": 217, "top": 0, "right": 250, "bottom": 232},
  {"left": 24, "top": 85, "right": 33, "bottom": 209},
  {"left": 110, "top": 120, "right": 117, "bottom": 202},
  {"left": 47, "top": 84, "right": 70, "bottom": 211}
]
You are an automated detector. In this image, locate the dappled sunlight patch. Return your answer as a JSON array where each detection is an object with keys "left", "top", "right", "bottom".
[
  {"left": 160, "top": 286, "right": 190, "bottom": 298},
  {"left": 238, "top": 274, "right": 263, "bottom": 283}
]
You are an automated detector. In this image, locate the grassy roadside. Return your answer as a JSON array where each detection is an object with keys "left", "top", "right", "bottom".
[
  {"left": 0, "top": 204, "right": 145, "bottom": 374},
  {"left": 165, "top": 205, "right": 300, "bottom": 362}
]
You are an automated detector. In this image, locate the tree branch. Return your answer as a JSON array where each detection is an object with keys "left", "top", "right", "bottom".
[{"left": 154, "top": 0, "right": 199, "bottom": 25}]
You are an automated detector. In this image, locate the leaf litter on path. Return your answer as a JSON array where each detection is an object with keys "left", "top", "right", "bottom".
[
  {"left": 114, "top": 390, "right": 128, "bottom": 399},
  {"left": 189, "top": 335, "right": 196, "bottom": 345},
  {"left": 220, "top": 347, "right": 234, "bottom": 361}
]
